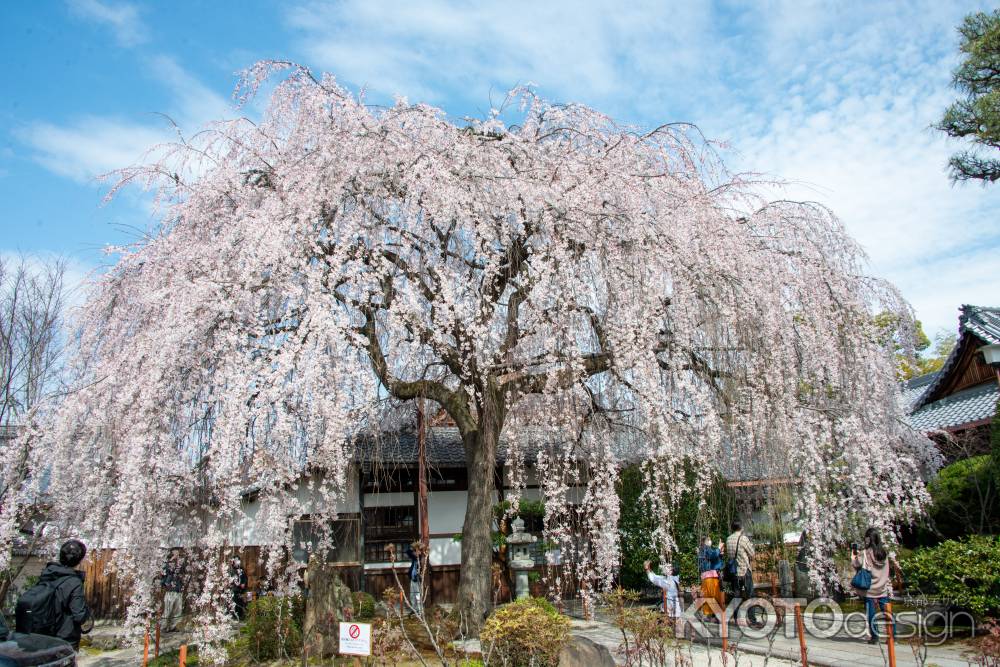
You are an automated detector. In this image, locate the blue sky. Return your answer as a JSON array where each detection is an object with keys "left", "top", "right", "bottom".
[{"left": 2, "top": 0, "right": 999, "bottom": 337}]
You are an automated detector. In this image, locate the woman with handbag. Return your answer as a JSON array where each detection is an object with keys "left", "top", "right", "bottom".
[{"left": 851, "top": 527, "right": 901, "bottom": 644}]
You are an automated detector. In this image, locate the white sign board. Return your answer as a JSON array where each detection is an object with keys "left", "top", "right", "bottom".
[{"left": 339, "top": 622, "right": 372, "bottom": 656}]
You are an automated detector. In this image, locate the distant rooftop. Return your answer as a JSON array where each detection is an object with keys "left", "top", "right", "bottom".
[{"left": 906, "top": 305, "right": 1000, "bottom": 432}]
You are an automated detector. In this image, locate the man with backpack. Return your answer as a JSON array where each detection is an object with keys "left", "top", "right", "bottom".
[
  {"left": 15, "top": 539, "right": 92, "bottom": 649},
  {"left": 724, "top": 520, "right": 759, "bottom": 626}
]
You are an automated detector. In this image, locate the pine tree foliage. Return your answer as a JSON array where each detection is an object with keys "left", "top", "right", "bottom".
[{"left": 936, "top": 9, "right": 1000, "bottom": 183}]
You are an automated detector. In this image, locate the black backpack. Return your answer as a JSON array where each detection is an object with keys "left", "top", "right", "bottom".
[{"left": 14, "top": 580, "right": 63, "bottom": 636}]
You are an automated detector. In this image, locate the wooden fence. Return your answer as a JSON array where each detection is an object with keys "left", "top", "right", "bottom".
[{"left": 81, "top": 550, "right": 130, "bottom": 619}]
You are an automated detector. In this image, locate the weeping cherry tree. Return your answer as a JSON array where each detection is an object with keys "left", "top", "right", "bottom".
[{"left": 0, "top": 62, "right": 937, "bottom": 641}]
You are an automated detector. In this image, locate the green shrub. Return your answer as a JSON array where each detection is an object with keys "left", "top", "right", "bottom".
[
  {"left": 352, "top": 590, "right": 376, "bottom": 620},
  {"left": 904, "top": 535, "right": 1000, "bottom": 617},
  {"left": 226, "top": 594, "right": 304, "bottom": 663},
  {"left": 927, "top": 455, "right": 999, "bottom": 538},
  {"left": 148, "top": 647, "right": 199, "bottom": 667},
  {"left": 481, "top": 597, "right": 569, "bottom": 667}
]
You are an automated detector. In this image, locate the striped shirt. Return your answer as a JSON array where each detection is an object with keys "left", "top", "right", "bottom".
[{"left": 725, "top": 531, "right": 755, "bottom": 576}]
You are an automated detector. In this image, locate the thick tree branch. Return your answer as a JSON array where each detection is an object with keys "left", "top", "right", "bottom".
[{"left": 359, "top": 305, "right": 475, "bottom": 434}]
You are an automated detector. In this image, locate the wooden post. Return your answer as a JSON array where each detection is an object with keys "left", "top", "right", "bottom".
[
  {"left": 178, "top": 644, "right": 188, "bottom": 667},
  {"left": 794, "top": 603, "right": 808, "bottom": 667},
  {"left": 155, "top": 622, "right": 161, "bottom": 658},
  {"left": 885, "top": 603, "right": 896, "bottom": 667},
  {"left": 720, "top": 604, "right": 728, "bottom": 652},
  {"left": 142, "top": 630, "right": 150, "bottom": 667},
  {"left": 416, "top": 398, "right": 430, "bottom": 606},
  {"left": 720, "top": 588, "right": 728, "bottom": 651}
]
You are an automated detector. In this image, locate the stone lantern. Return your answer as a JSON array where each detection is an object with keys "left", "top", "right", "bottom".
[{"left": 506, "top": 517, "right": 537, "bottom": 599}]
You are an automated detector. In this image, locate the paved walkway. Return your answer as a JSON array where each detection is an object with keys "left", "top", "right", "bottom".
[
  {"left": 681, "top": 621, "right": 974, "bottom": 667},
  {"left": 569, "top": 618, "right": 798, "bottom": 666},
  {"left": 559, "top": 602, "right": 978, "bottom": 667},
  {"left": 78, "top": 630, "right": 191, "bottom": 667}
]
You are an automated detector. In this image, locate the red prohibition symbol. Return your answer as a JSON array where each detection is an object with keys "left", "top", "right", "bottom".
[{"left": 349, "top": 624, "right": 361, "bottom": 639}]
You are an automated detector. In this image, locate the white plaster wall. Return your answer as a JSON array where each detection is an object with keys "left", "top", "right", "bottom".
[
  {"left": 429, "top": 536, "right": 462, "bottom": 566},
  {"left": 364, "top": 562, "right": 409, "bottom": 571},
  {"left": 7, "top": 556, "right": 45, "bottom": 600},
  {"left": 292, "top": 470, "right": 360, "bottom": 514},
  {"left": 499, "top": 486, "right": 586, "bottom": 503},
  {"left": 225, "top": 469, "right": 360, "bottom": 546},
  {"left": 426, "top": 491, "right": 467, "bottom": 533}
]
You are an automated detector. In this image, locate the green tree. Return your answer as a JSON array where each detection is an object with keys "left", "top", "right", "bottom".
[
  {"left": 935, "top": 9, "right": 1000, "bottom": 183},
  {"left": 918, "top": 331, "right": 957, "bottom": 376},
  {"left": 874, "top": 314, "right": 953, "bottom": 379},
  {"left": 926, "top": 455, "right": 999, "bottom": 538}
]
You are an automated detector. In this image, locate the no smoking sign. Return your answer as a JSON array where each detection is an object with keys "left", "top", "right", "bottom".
[{"left": 339, "top": 621, "right": 372, "bottom": 656}]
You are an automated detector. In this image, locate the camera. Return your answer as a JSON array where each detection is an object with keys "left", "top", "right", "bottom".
[{"left": 850, "top": 542, "right": 860, "bottom": 552}]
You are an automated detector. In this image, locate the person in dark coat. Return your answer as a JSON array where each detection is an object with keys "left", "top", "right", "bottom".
[
  {"left": 36, "top": 539, "right": 92, "bottom": 649},
  {"left": 404, "top": 543, "right": 425, "bottom": 615},
  {"left": 160, "top": 548, "right": 186, "bottom": 632},
  {"left": 229, "top": 557, "right": 248, "bottom": 620}
]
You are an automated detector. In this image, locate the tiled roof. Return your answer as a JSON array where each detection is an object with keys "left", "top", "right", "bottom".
[
  {"left": 353, "top": 425, "right": 780, "bottom": 482},
  {"left": 908, "top": 381, "right": 999, "bottom": 432},
  {"left": 902, "top": 371, "right": 940, "bottom": 411},
  {"left": 354, "top": 426, "right": 642, "bottom": 468},
  {"left": 960, "top": 305, "right": 1000, "bottom": 345},
  {"left": 911, "top": 305, "right": 1000, "bottom": 414},
  {"left": 355, "top": 426, "right": 467, "bottom": 466}
]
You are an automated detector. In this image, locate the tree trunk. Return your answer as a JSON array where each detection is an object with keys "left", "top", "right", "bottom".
[{"left": 456, "top": 389, "right": 502, "bottom": 631}]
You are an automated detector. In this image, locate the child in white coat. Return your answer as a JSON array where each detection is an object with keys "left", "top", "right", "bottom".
[{"left": 644, "top": 560, "right": 682, "bottom": 619}]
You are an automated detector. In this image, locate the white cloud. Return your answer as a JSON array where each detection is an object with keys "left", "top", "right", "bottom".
[
  {"left": 18, "top": 56, "right": 234, "bottom": 184},
  {"left": 149, "top": 55, "right": 233, "bottom": 126},
  {"left": 285, "top": 0, "right": 713, "bottom": 110},
  {"left": 67, "top": 0, "right": 148, "bottom": 48},
  {"left": 707, "top": 2, "right": 1000, "bottom": 335},
  {"left": 19, "top": 118, "right": 166, "bottom": 183}
]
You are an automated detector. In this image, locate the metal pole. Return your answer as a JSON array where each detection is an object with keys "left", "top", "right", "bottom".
[
  {"left": 178, "top": 644, "right": 188, "bottom": 667},
  {"left": 795, "top": 603, "right": 808, "bottom": 666}
]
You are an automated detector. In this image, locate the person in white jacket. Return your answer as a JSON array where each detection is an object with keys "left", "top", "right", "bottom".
[{"left": 644, "top": 560, "right": 682, "bottom": 619}]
